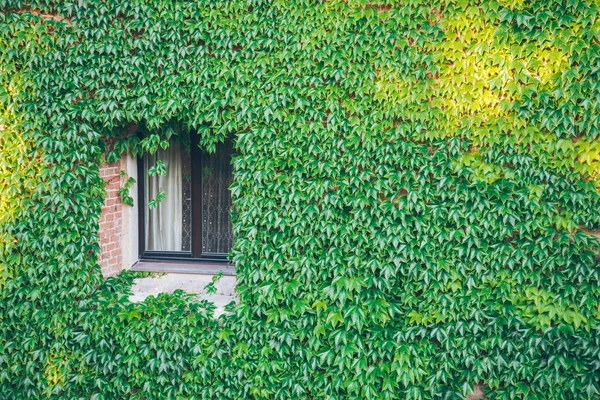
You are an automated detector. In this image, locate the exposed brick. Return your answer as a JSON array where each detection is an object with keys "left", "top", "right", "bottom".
[{"left": 98, "top": 142, "right": 124, "bottom": 277}]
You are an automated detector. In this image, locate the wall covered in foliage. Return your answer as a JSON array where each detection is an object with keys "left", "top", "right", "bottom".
[{"left": 1, "top": 0, "right": 600, "bottom": 398}]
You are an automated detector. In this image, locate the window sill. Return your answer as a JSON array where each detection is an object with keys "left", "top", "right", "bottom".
[{"left": 131, "top": 260, "right": 236, "bottom": 276}]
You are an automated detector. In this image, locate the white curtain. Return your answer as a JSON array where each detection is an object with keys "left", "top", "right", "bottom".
[{"left": 145, "top": 144, "right": 182, "bottom": 251}]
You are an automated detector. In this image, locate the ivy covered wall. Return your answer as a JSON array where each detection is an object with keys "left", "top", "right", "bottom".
[{"left": 1, "top": 0, "right": 600, "bottom": 398}]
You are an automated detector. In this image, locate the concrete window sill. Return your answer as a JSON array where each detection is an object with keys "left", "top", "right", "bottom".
[
  {"left": 128, "top": 266, "right": 238, "bottom": 317},
  {"left": 131, "top": 260, "right": 235, "bottom": 275}
]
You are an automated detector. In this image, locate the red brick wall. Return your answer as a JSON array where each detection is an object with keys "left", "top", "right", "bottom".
[{"left": 98, "top": 159, "right": 124, "bottom": 276}]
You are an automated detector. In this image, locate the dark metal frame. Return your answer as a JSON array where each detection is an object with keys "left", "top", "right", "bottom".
[{"left": 137, "top": 133, "right": 230, "bottom": 264}]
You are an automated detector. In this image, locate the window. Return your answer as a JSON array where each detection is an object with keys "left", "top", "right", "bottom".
[{"left": 138, "top": 134, "right": 234, "bottom": 263}]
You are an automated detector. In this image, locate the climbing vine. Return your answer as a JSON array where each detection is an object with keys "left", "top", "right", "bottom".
[{"left": 1, "top": 0, "right": 600, "bottom": 398}]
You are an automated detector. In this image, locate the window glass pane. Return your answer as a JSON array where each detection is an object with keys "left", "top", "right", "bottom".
[
  {"left": 181, "top": 148, "right": 192, "bottom": 251},
  {"left": 201, "top": 139, "right": 234, "bottom": 254},
  {"left": 144, "top": 142, "right": 192, "bottom": 252}
]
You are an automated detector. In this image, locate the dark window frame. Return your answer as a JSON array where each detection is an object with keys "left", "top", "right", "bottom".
[{"left": 137, "top": 133, "right": 232, "bottom": 264}]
